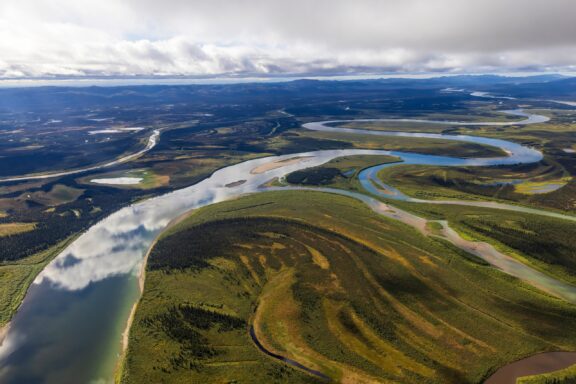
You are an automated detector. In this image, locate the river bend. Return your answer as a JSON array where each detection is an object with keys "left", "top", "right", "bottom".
[{"left": 1, "top": 109, "right": 574, "bottom": 383}]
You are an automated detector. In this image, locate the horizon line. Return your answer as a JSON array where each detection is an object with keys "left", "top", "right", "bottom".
[{"left": 0, "top": 72, "right": 574, "bottom": 89}]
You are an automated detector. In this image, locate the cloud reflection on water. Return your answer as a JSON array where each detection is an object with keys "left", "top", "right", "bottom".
[
  {"left": 33, "top": 110, "right": 548, "bottom": 291},
  {"left": 0, "top": 110, "right": 553, "bottom": 382},
  {"left": 32, "top": 150, "right": 386, "bottom": 291},
  {"left": 33, "top": 130, "right": 544, "bottom": 292}
]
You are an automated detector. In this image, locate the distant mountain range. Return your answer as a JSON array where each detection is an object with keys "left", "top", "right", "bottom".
[{"left": 0, "top": 74, "right": 573, "bottom": 112}]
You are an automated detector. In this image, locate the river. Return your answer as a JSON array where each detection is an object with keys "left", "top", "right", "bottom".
[
  {"left": 1, "top": 109, "right": 574, "bottom": 383},
  {"left": 0, "top": 129, "right": 160, "bottom": 183}
]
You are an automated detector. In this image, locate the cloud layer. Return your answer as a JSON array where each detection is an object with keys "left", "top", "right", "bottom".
[{"left": 1, "top": 0, "right": 575, "bottom": 78}]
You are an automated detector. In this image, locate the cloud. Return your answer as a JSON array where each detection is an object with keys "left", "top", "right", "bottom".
[{"left": 0, "top": 0, "right": 575, "bottom": 78}]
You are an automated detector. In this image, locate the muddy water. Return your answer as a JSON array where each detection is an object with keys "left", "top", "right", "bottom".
[{"left": 485, "top": 352, "right": 576, "bottom": 384}]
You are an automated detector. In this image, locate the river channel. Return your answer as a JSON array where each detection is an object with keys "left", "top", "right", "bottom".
[{"left": 1, "top": 109, "right": 574, "bottom": 383}]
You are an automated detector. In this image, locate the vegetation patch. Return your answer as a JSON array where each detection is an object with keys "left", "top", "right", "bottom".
[
  {"left": 124, "top": 191, "right": 576, "bottom": 384},
  {"left": 0, "top": 236, "right": 76, "bottom": 326},
  {"left": 286, "top": 167, "right": 341, "bottom": 185},
  {"left": 286, "top": 154, "right": 399, "bottom": 189},
  {"left": 0, "top": 222, "right": 36, "bottom": 237},
  {"left": 519, "top": 363, "right": 576, "bottom": 384},
  {"left": 22, "top": 184, "right": 85, "bottom": 207},
  {"left": 389, "top": 201, "right": 576, "bottom": 285},
  {"left": 296, "top": 129, "right": 507, "bottom": 158},
  {"left": 514, "top": 178, "right": 570, "bottom": 195},
  {"left": 377, "top": 159, "right": 576, "bottom": 212}
]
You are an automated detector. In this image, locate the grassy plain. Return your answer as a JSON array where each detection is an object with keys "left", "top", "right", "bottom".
[
  {"left": 376, "top": 160, "right": 575, "bottom": 212},
  {"left": 291, "top": 129, "right": 507, "bottom": 158},
  {"left": 25, "top": 184, "right": 85, "bottom": 206},
  {"left": 127, "top": 150, "right": 267, "bottom": 189},
  {"left": 333, "top": 108, "right": 521, "bottom": 133},
  {"left": 0, "top": 222, "right": 36, "bottom": 237},
  {"left": 123, "top": 191, "right": 576, "bottom": 384}
]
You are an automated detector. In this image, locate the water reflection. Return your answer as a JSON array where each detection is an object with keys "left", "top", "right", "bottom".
[
  {"left": 0, "top": 149, "right": 395, "bottom": 383},
  {"left": 0, "top": 110, "right": 562, "bottom": 383},
  {"left": 33, "top": 150, "right": 391, "bottom": 292},
  {"left": 303, "top": 109, "right": 549, "bottom": 130}
]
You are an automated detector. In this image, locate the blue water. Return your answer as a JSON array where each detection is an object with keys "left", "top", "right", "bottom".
[{"left": 2, "top": 109, "right": 570, "bottom": 384}]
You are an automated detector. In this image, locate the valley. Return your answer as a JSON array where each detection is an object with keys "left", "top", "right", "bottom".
[{"left": 0, "top": 76, "right": 575, "bottom": 384}]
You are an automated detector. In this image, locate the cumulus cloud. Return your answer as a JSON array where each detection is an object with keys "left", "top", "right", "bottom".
[{"left": 0, "top": 0, "right": 575, "bottom": 78}]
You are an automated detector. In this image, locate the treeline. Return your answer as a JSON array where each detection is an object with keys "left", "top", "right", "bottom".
[
  {"left": 428, "top": 174, "right": 521, "bottom": 200},
  {"left": 141, "top": 304, "right": 245, "bottom": 370},
  {"left": 0, "top": 135, "right": 139, "bottom": 177},
  {"left": 0, "top": 182, "right": 154, "bottom": 262},
  {"left": 522, "top": 377, "right": 576, "bottom": 384},
  {"left": 544, "top": 379, "right": 576, "bottom": 384},
  {"left": 459, "top": 216, "right": 576, "bottom": 272},
  {"left": 149, "top": 215, "right": 376, "bottom": 272},
  {"left": 417, "top": 173, "right": 576, "bottom": 213},
  {"left": 279, "top": 136, "right": 353, "bottom": 154},
  {"left": 149, "top": 217, "right": 294, "bottom": 271},
  {"left": 286, "top": 167, "right": 342, "bottom": 186}
]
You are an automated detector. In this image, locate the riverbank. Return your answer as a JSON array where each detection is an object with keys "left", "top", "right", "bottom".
[
  {"left": 0, "top": 234, "right": 79, "bottom": 335},
  {"left": 114, "top": 206, "right": 209, "bottom": 383},
  {"left": 485, "top": 352, "right": 576, "bottom": 384},
  {"left": 0, "top": 324, "right": 8, "bottom": 347},
  {"left": 250, "top": 156, "right": 315, "bottom": 174},
  {"left": 5, "top": 109, "right": 574, "bottom": 383},
  {"left": 0, "top": 129, "right": 160, "bottom": 184},
  {"left": 120, "top": 190, "right": 576, "bottom": 384}
]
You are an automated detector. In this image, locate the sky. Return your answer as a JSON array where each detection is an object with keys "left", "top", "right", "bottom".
[{"left": 1, "top": 0, "right": 575, "bottom": 79}]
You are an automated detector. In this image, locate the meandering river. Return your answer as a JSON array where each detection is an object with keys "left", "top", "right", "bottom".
[{"left": 1, "top": 109, "right": 574, "bottom": 383}]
